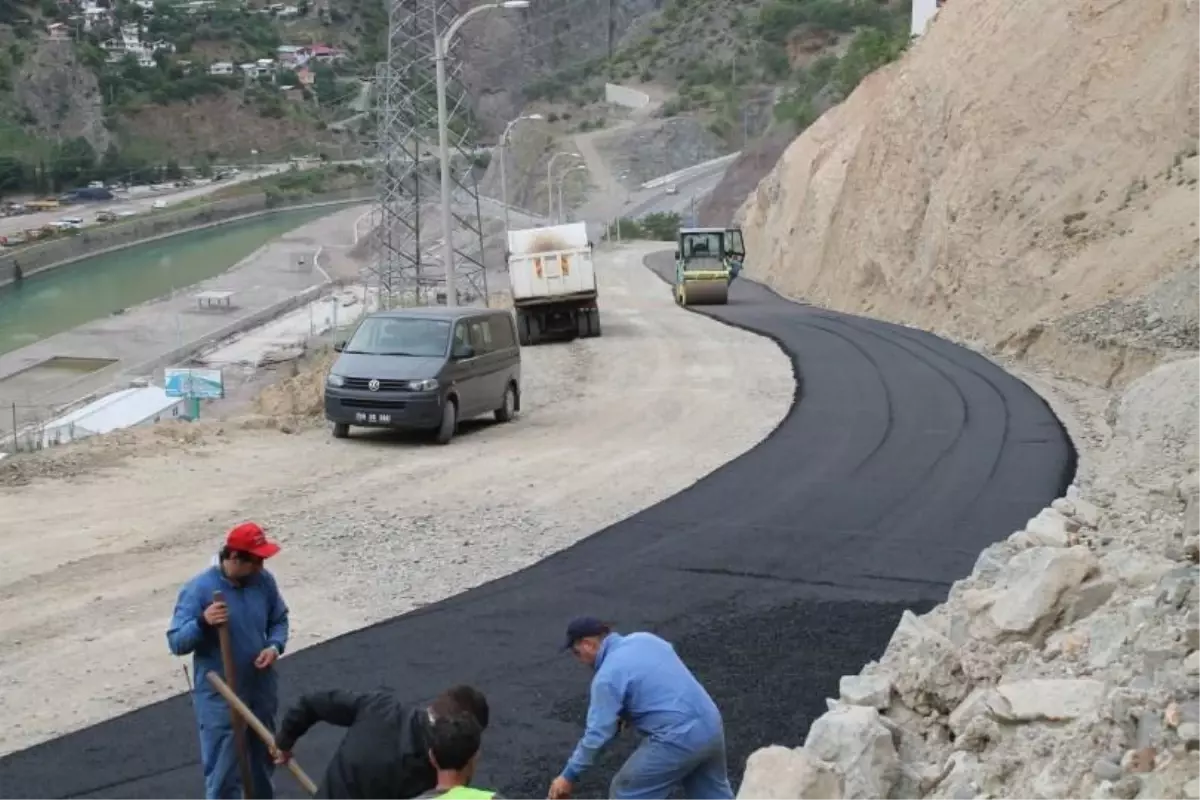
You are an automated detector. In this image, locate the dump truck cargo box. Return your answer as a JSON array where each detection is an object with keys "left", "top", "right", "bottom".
[{"left": 507, "top": 223, "right": 597, "bottom": 304}]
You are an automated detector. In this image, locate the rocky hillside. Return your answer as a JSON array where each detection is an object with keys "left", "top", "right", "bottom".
[
  {"left": 0, "top": 0, "right": 377, "bottom": 189},
  {"left": 727, "top": 0, "right": 1200, "bottom": 796},
  {"left": 735, "top": 0, "right": 1199, "bottom": 390}
]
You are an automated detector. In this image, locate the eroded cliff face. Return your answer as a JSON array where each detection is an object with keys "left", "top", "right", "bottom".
[
  {"left": 737, "top": 0, "right": 1199, "bottom": 388},
  {"left": 457, "top": 0, "right": 660, "bottom": 135}
]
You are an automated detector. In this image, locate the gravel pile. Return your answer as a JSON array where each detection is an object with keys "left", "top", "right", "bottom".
[{"left": 1057, "top": 266, "right": 1200, "bottom": 353}]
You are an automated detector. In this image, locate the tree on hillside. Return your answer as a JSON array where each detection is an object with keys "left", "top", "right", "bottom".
[
  {"left": 0, "top": 155, "right": 26, "bottom": 200},
  {"left": 313, "top": 64, "right": 337, "bottom": 105},
  {"left": 51, "top": 137, "right": 98, "bottom": 189}
]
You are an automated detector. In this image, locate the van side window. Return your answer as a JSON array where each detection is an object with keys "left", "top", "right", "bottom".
[
  {"left": 491, "top": 313, "right": 516, "bottom": 348},
  {"left": 469, "top": 318, "right": 493, "bottom": 353},
  {"left": 453, "top": 322, "right": 470, "bottom": 351}
]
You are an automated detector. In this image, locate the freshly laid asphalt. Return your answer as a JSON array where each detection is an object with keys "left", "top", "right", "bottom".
[{"left": 0, "top": 249, "right": 1074, "bottom": 799}]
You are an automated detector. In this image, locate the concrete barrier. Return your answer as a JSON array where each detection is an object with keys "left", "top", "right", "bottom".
[
  {"left": 605, "top": 82, "right": 650, "bottom": 111},
  {"left": 639, "top": 153, "right": 743, "bottom": 190},
  {"left": 0, "top": 188, "right": 372, "bottom": 289}
]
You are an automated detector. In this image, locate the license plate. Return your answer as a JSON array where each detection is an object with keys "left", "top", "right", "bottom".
[{"left": 355, "top": 413, "right": 392, "bottom": 423}]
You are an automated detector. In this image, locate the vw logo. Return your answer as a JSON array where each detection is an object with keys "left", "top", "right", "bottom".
[{"left": 368, "top": 379, "right": 380, "bottom": 392}]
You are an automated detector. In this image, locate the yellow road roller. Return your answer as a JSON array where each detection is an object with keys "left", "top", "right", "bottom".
[{"left": 674, "top": 226, "right": 746, "bottom": 306}]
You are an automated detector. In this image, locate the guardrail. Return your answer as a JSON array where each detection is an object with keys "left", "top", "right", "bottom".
[{"left": 639, "top": 153, "right": 742, "bottom": 190}]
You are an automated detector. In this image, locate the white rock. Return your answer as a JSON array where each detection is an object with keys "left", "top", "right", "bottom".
[
  {"left": 1060, "top": 575, "right": 1119, "bottom": 625},
  {"left": 988, "top": 546, "right": 1098, "bottom": 636},
  {"left": 1185, "top": 650, "right": 1200, "bottom": 676},
  {"left": 879, "top": 610, "right": 967, "bottom": 712},
  {"left": 737, "top": 745, "right": 844, "bottom": 799},
  {"left": 1101, "top": 550, "right": 1176, "bottom": 588},
  {"left": 1072, "top": 498, "right": 1103, "bottom": 528},
  {"left": 1052, "top": 497, "right": 1076, "bottom": 517},
  {"left": 838, "top": 674, "right": 893, "bottom": 710},
  {"left": 984, "top": 678, "right": 1106, "bottom": 723},
  {"left": 803, "top": 705, "right": 900, "bottom": 799}
]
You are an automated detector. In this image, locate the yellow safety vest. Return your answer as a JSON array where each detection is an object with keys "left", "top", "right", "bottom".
[{"left": 436, "top": 787, "right": 496, "bottom": 799}]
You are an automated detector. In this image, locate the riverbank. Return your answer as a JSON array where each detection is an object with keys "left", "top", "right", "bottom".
[
  {"left": 0, "top": 188, "right": 371, "bottom": 289},
  {"left": 0, "top": 203, "right": 369, "bottom": 448}
]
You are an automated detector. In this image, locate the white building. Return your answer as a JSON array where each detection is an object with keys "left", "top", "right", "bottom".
[
  {"left": 210, "top": 61, "right": 234, "bottom": 75},
  {"left": 33, "top": 386, "right": 187, "bottom": 450}
]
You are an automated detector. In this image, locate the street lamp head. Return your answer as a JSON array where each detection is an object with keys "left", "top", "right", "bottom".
[
  {"left": 526, "top": 113, "right": 544, "bottom": 120},
  {"left": 501, "top": 0, "right": 530, "bottom": 7}
]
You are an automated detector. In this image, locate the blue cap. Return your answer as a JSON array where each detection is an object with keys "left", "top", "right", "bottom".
[{"left": 561, "top": 616, "right": 611, "bottom": 651}]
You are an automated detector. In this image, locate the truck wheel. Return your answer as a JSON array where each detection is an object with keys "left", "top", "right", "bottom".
[
  {"left": 494, "top": 382, "right": 517, "bottom": 423},
  {"left": 588, "top": 308, "right": 601, "bottom": 337},
  {"left": 576, "top": 310, "right": 590, "bottom": 339},
  {"left": 527, "top": 314, "right": 542, "bottom": 345},
  {"left": 332, "top": 422, "right": 349, "bottom": 439},
  {"left": 434, "top": 399, "right": 457, "bottom": 445}
]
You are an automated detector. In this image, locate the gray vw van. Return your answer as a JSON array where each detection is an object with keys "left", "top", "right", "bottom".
[{"left": 323, "top": 306, "right": 521, "bottom": 444}]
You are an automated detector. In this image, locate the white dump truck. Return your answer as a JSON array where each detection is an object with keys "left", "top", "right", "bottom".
[{"left": 506, "top": 222, "right": 600, "bottom": 345}]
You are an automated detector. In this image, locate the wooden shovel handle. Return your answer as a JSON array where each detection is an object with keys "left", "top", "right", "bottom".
[
  {"left": 213, "top": 589, "right": 256, "bottom": 799},
  {"left": 207, "top": 671, "right": 319, "bottom": 796}
]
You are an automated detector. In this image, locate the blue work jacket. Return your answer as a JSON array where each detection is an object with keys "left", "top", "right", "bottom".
[
  {"left": 562, "top": 632, "right": 724, "bottom": 782},
  {"left": 166, "top": 564, "right": 290, "bottom": 724}
]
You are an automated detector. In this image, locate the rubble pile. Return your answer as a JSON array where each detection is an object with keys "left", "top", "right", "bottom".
[
  {"left": 739, "top": 357, "right": 1200, "bottom": 799},
  {"left": 741, "top": 486, "right": 1198, "bottom": 800}
]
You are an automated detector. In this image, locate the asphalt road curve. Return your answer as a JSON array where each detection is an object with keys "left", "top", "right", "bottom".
[{"left": 0, "top": 250, "right": 1075, "bottom": 799}]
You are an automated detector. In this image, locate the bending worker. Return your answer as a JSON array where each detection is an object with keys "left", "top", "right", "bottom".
[
  {"left": 272, "top": 684, "right": 491, "bottom": 798},
  {"left": 548, "top": 617, "right": 734, "bottom": 800},
  {"left": 167, "top": 522, "right": 290, "bottom": 799}
]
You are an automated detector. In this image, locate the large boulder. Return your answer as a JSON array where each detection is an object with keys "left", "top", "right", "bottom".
[
  {"left": 737, "top": 745, "right": 844, "bottom": 799},
  {"left": 878, "top": 610, "right": 968, "bottom": 713},
  {"left": 802, "top": 705, "right": 900, "bottom": 799}
]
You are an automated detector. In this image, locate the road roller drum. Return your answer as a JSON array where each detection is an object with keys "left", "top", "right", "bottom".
[{"left": 681, "top": 279, "right": 729, "bottom": 305}]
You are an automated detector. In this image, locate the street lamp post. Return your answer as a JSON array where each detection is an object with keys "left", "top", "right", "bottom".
[
  {"left": 546, "top": 151, "right": 581, "bottom": 222},
  {"left": 556, "top": 164, "right": 588, "bottom": 224},
  {"left": 499, "top": 112, "right": 543, "bottom": 238},
  {"left": 435, "top": 0, "right": 529, "bottom": 307}
]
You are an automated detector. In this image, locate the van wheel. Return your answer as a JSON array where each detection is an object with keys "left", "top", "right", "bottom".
[
  {"left": 495, "top": 383, "right": 517, "bottom": 423},
  {"left": 434, "top": 399, "right": 457, "bottom": 445},
  {"left": 332, "top": 422, "right": 349, "bottom": 439}
]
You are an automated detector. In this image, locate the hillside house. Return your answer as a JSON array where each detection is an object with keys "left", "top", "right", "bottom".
[
  {"left": 277, "top": 44, "right": 307, "bottom": 65},
  {"left": 210, "top": 61, "right": 234, "bottom": 75},
  {"left": 46, "top": 22, "right": 70, "bottom": 40},
  {"left": 308, "top": 44, "right": 344, "bottom": 63}
]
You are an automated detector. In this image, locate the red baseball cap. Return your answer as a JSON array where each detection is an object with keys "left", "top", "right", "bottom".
[{"left": 225, "top": 522, "right": 281, "bottom": 559}]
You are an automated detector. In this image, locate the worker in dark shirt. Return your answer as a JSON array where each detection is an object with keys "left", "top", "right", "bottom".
[{"left": 271, "top": 684, "right": 489, "bottom": 799}]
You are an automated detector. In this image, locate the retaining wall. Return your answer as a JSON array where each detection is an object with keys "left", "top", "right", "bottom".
[
  {"left": 0, "top": 188, "right": 372, "bottom": 289},
  {"left": 604, "top": 82, "right": 650, "bottom": 110}
]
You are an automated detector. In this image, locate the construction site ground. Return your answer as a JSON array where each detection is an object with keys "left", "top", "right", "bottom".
[
  {"left": 0, "top": 248, "right": 1074, "bottom": 798},
  {"left": 0, "top": 241, "right": 795, "bottom": 758}
]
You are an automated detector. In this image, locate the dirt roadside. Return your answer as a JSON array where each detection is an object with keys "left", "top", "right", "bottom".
[{"left": 0, "top": 242, "right": 794, "bottom": 756}]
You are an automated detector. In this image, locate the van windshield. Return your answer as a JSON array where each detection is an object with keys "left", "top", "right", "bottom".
[{"left": 343, "top": 317, "right": 451, "bottom": 357}]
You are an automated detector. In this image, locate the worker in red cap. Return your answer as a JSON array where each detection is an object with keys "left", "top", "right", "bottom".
[{"left": 167, "top": 522, "right": 290, "bottom": 799}]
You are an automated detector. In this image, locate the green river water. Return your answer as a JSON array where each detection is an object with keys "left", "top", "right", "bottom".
[{"left": 0, "top": 206, "right": 335, "bottom": 357}]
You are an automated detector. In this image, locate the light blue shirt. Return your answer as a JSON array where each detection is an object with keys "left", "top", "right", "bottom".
[{"left": 561, "top": 632, "right": 723, "bottom": 782}]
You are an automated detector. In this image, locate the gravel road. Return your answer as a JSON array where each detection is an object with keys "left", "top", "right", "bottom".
[{"left": 0, "top": 241, "right": 793, "bottom": 757}]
